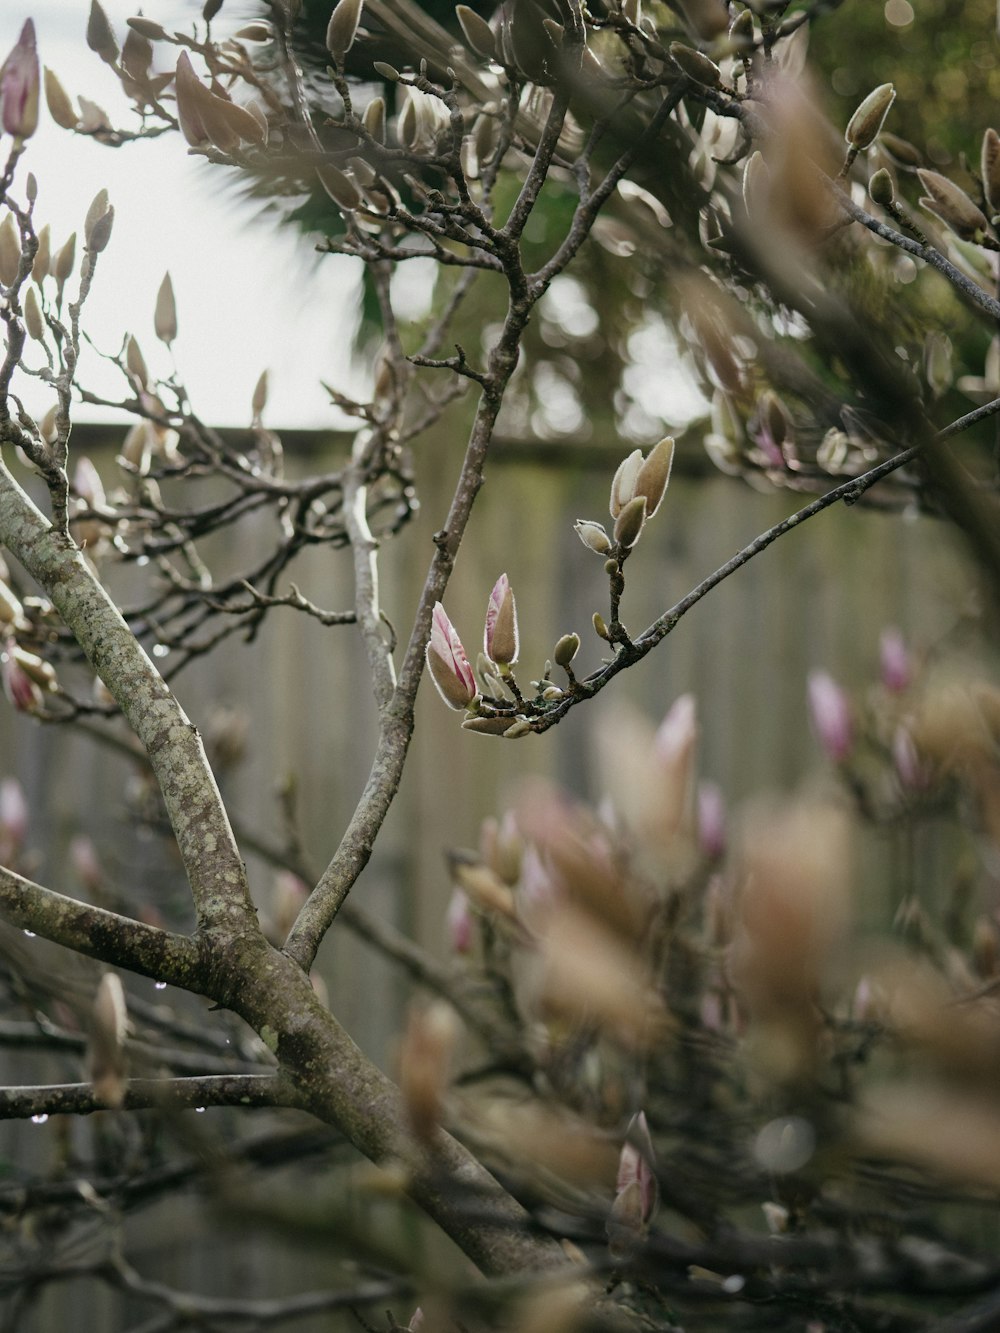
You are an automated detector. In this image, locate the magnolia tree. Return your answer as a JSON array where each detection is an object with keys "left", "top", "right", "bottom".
[{"left": 3, "top": 1, "right": 1000, "bottom": 1329}]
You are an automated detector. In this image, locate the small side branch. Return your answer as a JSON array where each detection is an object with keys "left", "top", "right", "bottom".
[{"left": 0, "top": 1073, "right": 291, "bottom": 1119}]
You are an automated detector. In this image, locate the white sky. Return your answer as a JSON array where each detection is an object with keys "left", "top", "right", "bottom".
[{"left": 1, "top": 0, "right": 371, "bottom": 428}]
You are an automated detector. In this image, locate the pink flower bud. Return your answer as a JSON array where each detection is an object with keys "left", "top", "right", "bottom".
[
  {"left": 615, "top": 1110, "right": 657, "bottom": 1227},
  {"left": 892, "top": 724, "right": 930, "bottom": 792},
  {"left": 426, "top": 603, "right": 477, "bottom": 710},
  {"left": 1, "top": 644, "right": 42, "bottom": 712},
  {"left": 70, "top": 834, "right": 104, "bottom": 893},
  {"left": 879, "top": 627, "right": 911, "bottom": 693},
  {"left": 0, "top": 21, "right": 39, "bottom": 141},
  {"left": 0, "top": 777, "right": 28, "bottom": 849},
  {"left": 807, "top": 671, "right": 853, "bottom": 763},
  {"left": 446, "top": 887, "right": 474, "bottom": 954},
  {"left": 696, "top": 780, "right": 726, "bottom": 861},
  {"left": 484, "top": 573, "right": 518, "bottom": 669}
]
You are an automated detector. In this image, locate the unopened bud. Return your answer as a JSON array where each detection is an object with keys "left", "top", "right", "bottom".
[
  {"left": 917, "top": 168, "right": 990, "bottom": 243},
  {"left": 326, "top": 0, "right": 364, "bottom": 64},
  {"left": 32, "top": 224, "right": 49, "bottom": 283},
  {"left": 574, "top": 519, "right": 612, "bottom": 555},
  {"left": 125, "top": 335, "right": 148, "bottom": 387},
  {"left": 868, "top": 168, "right": 894, "bottom": 207},
  {"left": 251, "top": 369, "right": 268, "bottom": 418},
  {"left": 613, "top": 494, "right": 647, "bottom": 549},
  {"left": 43, "top": 67, "right": 78, "bottom": 129},
  {"left": 86, "top": 204, "right": 114, "bottom": 254},
  {"left": 23, "top": 286, "right": 42, "bottom": 340},
  {"left": 86, "top": 1, "right": 120, "bottom": 66},
  {"left": 126, "top": 16, "right": 168, "bottom": 40},
  {"left": 593, "top": 611, "right": 610, "bottom": 641},
  {"left": 504, "top": 719, "right": 533, "bottom": 738},
  {"left": 729, "top": 7, "right": 755, "bottom": 48},
  {"left": 0, "top": 214, "right": 20, "bottom": 287},
  {"left": 154, "top": 271, "right": 177, "bottom": 345},
  {"left": 456, "top": 4, "right": 496, "bottom": 58},
  {"left": 982, "top": 129, "right": 1000, "bottom": 215},
  {"left": 372, "top": 61, "right": 399, "bottom": 81},
  {"left": 462, "top": 715, "right": 516, "bottom": 735},
  {"left": 553, "top": 633, "right": 580, "bottom": 668},
  {"left": 317, "top": 163, "right": 361, "bottom": 212},
  {"left": 668, "top": 42, "right": 722, "bottom": 89},
  {"left": 362, "top": 95, "right": 385, "bottom": 142},
  {"left": 88, "top": 971, "right": 128, "bottom": 1108},
  {"left": 54, "top": 232, "right": 76, "bottom": 286},
  {"left": 844, "top": 83, "right": 895, "bottom": 150},
  {"left": 633, "top": 436, "right": 674, "bottom": 518}
]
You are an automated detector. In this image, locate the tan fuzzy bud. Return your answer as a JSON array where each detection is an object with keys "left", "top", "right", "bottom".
[
  {"left": 398, "top": 1001, "right": 458, "bottom": 1142},
  {"left": 462, "top": 715, "right": 515, "bottom": 735},
  {"left": 868, "top": 167, "right": 894, "bottom": 207},
  {"left": 88, "top": 971, "right": 128, "bottom": 1108},
  {"left": 918, "top": 168, "right": 990, "bottom": 242},
  {"left": 609, "top": 448, "right": 643, "bottom": 517},
  {"left": 982, "top": 128, "right": 1000, "bottom": 215},
  {"left": 32, "top": 223, "right": 49, "bottom": 284},
  {"left": 729, "top": 7, "right": 755, "bottom": 48},
  {"left": 668, "top": 42, "right": 722, "bottom": 89},
  {"left": 742, "top": 149, "right": 770, "bottom": 220},
  {"left": 174, "top": 51, "right": 208, "bottom": 146},
  {"left": 316, "top": 163, "right": 361, "bottom": 211},
  {"left": 362, "top": 95, "right": 385, "bottom": 142},
  {"left": 125, "top": 335, "right": 148, "bottom": 387},
  {"left": 574, "top": 519, "right": 612, "bottom": 555},
  {"left": 504, "top": 719, "right": 533, "bottom": 738},
  {"left": 120, "top": 420, "right": 153, "bottom": 471},
  {"left": 456, "top": 4, "right": 496, "bottom": 58},
  {"left": 845, "top": 83, "right": 895, "bottom": 151},
  {"left": 54, "top": 231, "right": 76, "bottom": 285},
  {"left": 613, "top": 494, "right": 647, "bottom": 549},
  {"left": 121, "top": 25, "right": 153, "bottom": 81},
  {"left": 43, "top": 67, "right": 78, "bottom": 129},
  {"left": 633, "top": 436, "right": 674, "bottom": 518},
  {"left": 83, "top": 185, "right": 106, "bottom": 234},
  {"left": 154, "top": 271, "right": 177, "bottom": 345},
  {"left": 85, "top": 190, "right": 113, "bottom": 252},
  {"left": 553, "top": 633, "right": 580, "bottom": 668},
  {"left": 251, "top": 369, "right": 269, "bottom": 418},
  {"left": 448, "top": 851, "right": 517, "bottom": 917},
  {"left": 12, "top": 645, "right": 57, "bottom": 691},
  {"left": 326, "top": 0, "right": 364, "bottom": 63},
  {"left": 234, "top": 22, "right": 274, "bottom": 41},
  {"left": 0, "top": 215, "right": 20, "bottom": 287},
  {"left": 924, "top": 331, "right": 952, "bottom": 398},
  {"left": 593, "top": 611, "right": 610, "bottom": 641},
  {"left": 0, "top": 579, "right": 27, "bottom": 629},
  {"left": 23, "top": 285, "right": 43, "bottom": 341},
  {"left": 86, "top": 1, "right": 119, "bottom": 65},
  {"left": 126, "top": 16, "right": 167, "bottom": 40},
  {"left": 372, "top": 61, "right": 399, "bottom": 81}
]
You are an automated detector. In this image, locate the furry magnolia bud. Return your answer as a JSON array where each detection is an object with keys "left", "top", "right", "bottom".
[
  {"left": 982, "top": 127, "right": 1000, "bottom": 215},
  {"left": 669, "top": 42, "right": 722, "bottom": 89},
  {"left": 553, "top": 633, "right": 580, "bottom": 668},
  {"left": 326, "top": 0, "right": 364, "bottom": 64},
  {"left": 154, "top": 271, "right": 177, "bottom": 345},
  {"left": 868, "top": 167, "right": 894, "bottom": 207},
  {"left": 845, "top": 83, "right": 895, "bottom": 151},
  {"left": 574, "top": 519, "right": 612, "bottom": 555},
  {"left": 456, "top": 4, "right": 496, "bottom": 58},
  {"left": 917, "top": 168, "right": 990, "bottom": 242},
  {"left": 613, "top": 495, "right": 647, "bottom": 549}
]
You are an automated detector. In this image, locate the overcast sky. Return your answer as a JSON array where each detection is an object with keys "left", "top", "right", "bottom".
[{"left": 0, "top": 1, "right": 371, "bottom": 428}]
